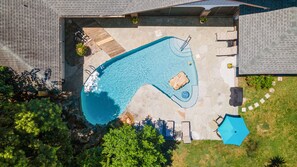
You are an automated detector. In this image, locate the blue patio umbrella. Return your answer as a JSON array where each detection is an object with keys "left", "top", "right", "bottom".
[{"left": 218, "top": 115, "right": 249, "bottom": 146}]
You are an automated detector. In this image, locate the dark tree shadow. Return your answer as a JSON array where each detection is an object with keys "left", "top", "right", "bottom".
[
  {"left": 1, "top": 67, "right": 63, "bottom": 102},
  {"left": 162, "top": 140, "right": 180, "bottom": 166},
  {"left": 63, "top": 19, "right": 85, "bottom": 95},
  {"left": 135, "top": 116, "right": 179, "bottom": 166},
  {"left": 81, "top": 91, "right": 121, "bottom": 126},
  {"left": 94, "top": 16, "right": 234, "bottom": 27}
]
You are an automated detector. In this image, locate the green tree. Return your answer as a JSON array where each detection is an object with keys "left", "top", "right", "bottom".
[
  {"left": 0, "top": 66, "right": 14, "bottom": 101},
  {"left": 76, "top": 147, "right": 103, "bottom": 167},
  {"left": 0, "top": 99, "right": 73, "bottom": 166},
  {"left": 101, "top": 125, "right": 166, "bottom": 167}
]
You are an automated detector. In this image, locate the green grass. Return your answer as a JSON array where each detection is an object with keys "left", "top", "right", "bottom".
[{"left": 172, "top": 77, "right": 297, "bottom": 167}]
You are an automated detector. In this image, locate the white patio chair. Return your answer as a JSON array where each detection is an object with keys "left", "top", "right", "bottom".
[
  {"left": 216, "top": 46, "right": 237, "bottom": 56},
  {"left": 216, "top": 31, "right": 237, "bottom": 41}
]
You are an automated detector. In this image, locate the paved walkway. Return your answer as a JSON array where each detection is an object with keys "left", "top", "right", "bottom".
[{"left": 241, "top": 77, "right": 283, "bottom": 112}]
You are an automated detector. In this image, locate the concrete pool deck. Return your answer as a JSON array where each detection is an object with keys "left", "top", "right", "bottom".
[{"left": 81, "top": 17, "right": 238, "bottom": 140}]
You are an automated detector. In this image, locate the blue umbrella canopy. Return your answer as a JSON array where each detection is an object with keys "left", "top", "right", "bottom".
[{"left": 218, "top": 115, "right": 249, "bottom": 146}]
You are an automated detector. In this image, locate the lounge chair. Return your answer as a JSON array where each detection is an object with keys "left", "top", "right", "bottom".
[
  {"left": 155, "top": 119, "right": 165, "bottom": 136},
  {"left": 165, "top": 120, "right": 175, "bottom": 140},
  {"left": 216, "top": 31, "right": 237, "bottom": 41},
  {"left": 181, "top": 121, "right": 191, "bottom": 144},
  {"left": 169, "top": 72, "right": 189, "bottom": 90},
  {"left": 216, "top": 46, "right": 237, "bottom": 56}
]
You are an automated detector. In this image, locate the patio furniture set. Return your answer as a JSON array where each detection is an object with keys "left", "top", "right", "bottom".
[
  {"left": 216, "top": 28, "right": 238, "bottom": 56},
  {"left": 212, "top": 114, "right": 249, "bottom": 146},
  {"left": 136, "top": 118, "right": 193, "bottom": 144}
]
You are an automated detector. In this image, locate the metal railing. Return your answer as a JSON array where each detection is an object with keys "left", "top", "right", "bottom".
[{"left": 180, "top": 35, "right": 191, "bottom": 51}]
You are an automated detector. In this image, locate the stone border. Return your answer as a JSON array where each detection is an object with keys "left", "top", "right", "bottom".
[{"left": 241, "top": 77, "right": 282, "bottom": 112}]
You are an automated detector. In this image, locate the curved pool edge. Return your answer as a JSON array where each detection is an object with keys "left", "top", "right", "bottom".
[
  {"left": 171, "top": 85, "right": 199, "bottom": 108},
  {"left": 80, "top": 36, "right": 199, "bottom": 125}
]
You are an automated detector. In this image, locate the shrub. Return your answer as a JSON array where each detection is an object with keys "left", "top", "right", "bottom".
[
  {"left": 265, "top": 156, "right": 286, "bottom": 167},
  {"left": 131, "top": 17, "right": 139, "bottom": 24},
  {"left": 199, "top": 17, "right": 208, "bottom": 24},
  {"left": 246, "top": 75, "right": 274, "bottom": 90},
  {"left": 75, "top": 43, "right": 88, "bottom": 56}
]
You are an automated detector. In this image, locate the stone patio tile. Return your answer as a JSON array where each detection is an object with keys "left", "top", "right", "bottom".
[
  {"left": 269, "top": 88, "right": 275, "bottom": 93},
  {"left": 260, "top": 98, "right": 265, "bottom": 104},
  {"left": 248, "top": 106, "right": 254, "bottom": 110},
  {"left": 242, "top": 107, "right": 247, "bottom": 112},
  {"left": 265, "top": 93, "right": 271, "bottom": 99},
  {"left": 278, "top": 77, "right": 283, "bottom": 81},
  {"left": 254, "top": 102, "right": 259, "bottom": 108},
  {"left": 272, "top": 81, "right": 276, "bottom": 86}
]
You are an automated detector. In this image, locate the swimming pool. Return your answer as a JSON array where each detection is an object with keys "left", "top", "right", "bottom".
[{"left": 81, "top": 36, "right": 199, "bottom": 125}]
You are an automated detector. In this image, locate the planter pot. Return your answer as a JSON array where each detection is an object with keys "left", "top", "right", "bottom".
[{"left": 227, "top": 63, "right": 233, "bottom": 69}]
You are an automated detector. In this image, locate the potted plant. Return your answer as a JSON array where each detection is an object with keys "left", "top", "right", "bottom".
[
  {"left": 131, "top": 17, "right": 139, "bottom": 25},
  {"left": 227, "top": 63, "right": 233, "bottom": 69},
  {"left": 75, "top": 43, "right": 88, "bottom": 57},
  {"left": 199, "top": 17, "right": 208, "bottom": 24}
]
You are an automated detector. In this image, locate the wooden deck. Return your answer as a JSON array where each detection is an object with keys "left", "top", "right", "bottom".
[{"left": 74, "top": 19, "right": 125, "bottom": 58}]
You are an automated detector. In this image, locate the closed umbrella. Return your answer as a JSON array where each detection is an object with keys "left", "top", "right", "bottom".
[{"left": 218, "top": 115, "right": 249, "bottom": 146}]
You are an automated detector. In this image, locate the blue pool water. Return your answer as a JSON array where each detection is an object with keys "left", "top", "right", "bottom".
[{"left": 81, "top": 36, "right": 198, "bottom": 125}]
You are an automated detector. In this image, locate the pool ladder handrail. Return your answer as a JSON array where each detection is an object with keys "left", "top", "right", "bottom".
[
  {"left": 89, "top": 65, "right": 96, "bottom": 71},
  {"left": 180, "top": 36, "right": 191, "bottom": 52}
]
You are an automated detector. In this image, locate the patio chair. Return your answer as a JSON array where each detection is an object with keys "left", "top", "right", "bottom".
[
  {"left": 181, "top": 121, "right": 192, "bottom": 144},
  {"left": 216, "top": 46, "right": 237, "bottom": 56},
  {"left": 214, "top": 115, "right": 223, "bottom": 125},
  {"left": 216, "top": 31, "right": 237, "bottom": 41}
]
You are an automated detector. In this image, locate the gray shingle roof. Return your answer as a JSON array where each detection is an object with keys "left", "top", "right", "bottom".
[
  {"left": 0, "top": 0, "right": 61, "bottom": 81},
  {"left": 0, "top": 0, "right": 200, "bottom": 85},
  {"left": 177, "top": 0, "right": 243, "bottom": 7},
  {"left": 45, "top": 0, "right": 202, "bottom": 16},
  {"left": 238, "top": 7, "right": 297, "bottom": 74}
]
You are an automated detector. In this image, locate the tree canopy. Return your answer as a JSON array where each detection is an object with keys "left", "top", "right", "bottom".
[
  {"left": 101, "top": 125, "right": 166, "bottom": 167},
  {"left": 0, "top": 99, "right": 73, "bottom": 166},
  {"left": 0, "top": 66, "right": 171, "bottom": 167},
  {"left": 0, "top": 66, "right": 14, "bottom": 101}
]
